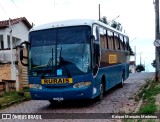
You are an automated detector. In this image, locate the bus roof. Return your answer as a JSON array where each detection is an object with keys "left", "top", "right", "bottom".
[{"left": 30, "top": 19, "right": 128, "bottom": 36}]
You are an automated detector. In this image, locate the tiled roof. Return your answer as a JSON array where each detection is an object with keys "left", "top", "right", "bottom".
[
  {"left": 130, "top": 61, "right": 135, "bottom": 65},
  {"left": 0, "top": 17, "right": 32, "bottom": 29}
]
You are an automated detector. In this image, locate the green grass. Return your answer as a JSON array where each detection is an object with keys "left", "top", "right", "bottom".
[
  {"left": 135, "top": 80, "right": 150, "bottom": 102},
  {"left": 138, "top": 80, "right": 160, "bottom": 114},
  {"left": 0, "top": 89, "right": 31, "bottom": 109},
  {"left": 139, "top": 104, "right": 157, "bottom": 114},
  {"left": 124, "top": 80, "right": 160, "bottom": 122}
]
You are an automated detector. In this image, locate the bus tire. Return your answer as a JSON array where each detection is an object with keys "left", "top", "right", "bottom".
[
  {"left": 119, "top": 74, "right": 124, "bottom": 88},
  {"left": 49, "top": 100, "right": 59, "bottom": 105},
  {"left": 97, "top": 81, "right": 104, "bottom": 101}
]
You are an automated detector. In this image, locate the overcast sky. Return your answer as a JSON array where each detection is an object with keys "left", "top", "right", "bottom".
[{"left": 0, "top": 0, "right": 155, "bottom": 72}]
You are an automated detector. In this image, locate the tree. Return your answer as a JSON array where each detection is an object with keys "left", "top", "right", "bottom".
[
  {"left": 110, "top": 21, "right": 123, "bottom": 31},
  {"left": 151, "top": 60, "right": 156, "bottom": 68},
  {"left": 99, "top": 17, "right": 123, "bottom": 31},
  {"left": 136, "top": 64, "right": 145, "bottom": 72},
  {"left": 100, "top": 16, "right": 108, "bottom": 24}
]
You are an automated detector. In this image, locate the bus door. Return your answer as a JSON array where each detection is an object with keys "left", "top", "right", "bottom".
[{"left": 92, "top": 25, "right": 101, "bottom": 77}]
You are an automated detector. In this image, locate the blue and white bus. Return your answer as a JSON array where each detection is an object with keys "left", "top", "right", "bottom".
[{"left": 20, "top": 19, "right": 130, "bottom": 103}]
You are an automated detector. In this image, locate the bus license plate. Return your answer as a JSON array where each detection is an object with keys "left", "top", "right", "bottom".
[
  {"left": 53, "top": 97, "right": 64, "bottom": 101},
  {"left": 41, "top": 78, "right": 73, "bottom": 84}
]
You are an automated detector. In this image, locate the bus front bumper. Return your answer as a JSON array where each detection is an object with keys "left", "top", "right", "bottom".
[{"left": 29, "top": 86, "right": 94, "bottom": 100}]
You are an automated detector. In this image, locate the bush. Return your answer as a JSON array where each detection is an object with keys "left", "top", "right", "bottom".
[{"left": 136, "top": 64, "right": 145, "bottom": 72}]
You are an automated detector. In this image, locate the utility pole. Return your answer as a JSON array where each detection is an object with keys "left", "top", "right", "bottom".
[
  {"left": 9, "top": 18, "right": 14, "bottom": 80},
  {"left": 134, "top": 46, "right": 136, "bottom": 65},
  {"left": 155, "top": 0, "right": 160, "bottom": 82},
  {"left": 140, "top": 52, "right": 142, "bottom": 65},
  {"left": 99, "top": 4, "right": 101, "bottom": 21},
  {"left": 9, "top": 18, "right": 18, "bottom": 90}
]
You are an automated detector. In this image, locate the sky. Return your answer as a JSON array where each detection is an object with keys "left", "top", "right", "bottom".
[{"left": 0, "top": 0, "right": 155, "bottom": 72}]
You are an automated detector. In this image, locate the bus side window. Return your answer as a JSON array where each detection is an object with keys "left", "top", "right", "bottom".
[
  {"left": 114, "top": 33, "right": 119, "bottom": 50},
  {"left": 118, "top": 34, "right": 121, "bottom": 50},
  {"left": 92, "top": 25, "right": 100, "bottom": 76},
  {"left": 122, "top": 36, "right": 126, "bottom": 50},
  {"left": 119, "top": 35, "right": 124, "bottom": 50},
  {"left": 93, "top": 25, "right": 99, "bottom": 42},
  {"left": 103, "top": 29, "right": 107, "bottom": 49},
  {"left": 124, "top": 36, "right": 127, "bottom": 51},
  {"left": 108, "top": 30, "right": 114, "bottom": 50},
  {"left": 126, "top": 37, "right": 129, "bottom": 50},
  {"left": 105, "top": 30, "right": 109, "bottom": 49},
  {"left": 100, "top": 27, "right": 105, "bottom": 50}
]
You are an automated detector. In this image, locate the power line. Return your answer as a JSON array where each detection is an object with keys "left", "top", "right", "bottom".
[
  {"left": 10, "top": 0, "right": 18, "bottom": 8},
  {"left": 0, "top": 3, "right": 9, "bottom": 17}
]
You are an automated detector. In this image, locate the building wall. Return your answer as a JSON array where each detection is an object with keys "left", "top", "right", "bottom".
[
  {"left": 11, "top": 22, "right": 30, "bottom": 43},
  {"left": 129, "top": 65, "right": 136, "bottom": 73},
  {"left": 0, "top": 64, "right": 11, "bottom": 81},
  {"left": 0, "top": 21, "right": 30, "bottom": 49},
  {"left": 0, "top": 49, "right": 17, "bottom": 63},
  {"left": 0, "top": 21, "right": 30, "bottom": 90}
]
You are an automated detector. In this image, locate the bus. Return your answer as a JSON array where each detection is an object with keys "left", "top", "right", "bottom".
[{"left": 20, "top": 19, "right": 130, "bottom": 103}]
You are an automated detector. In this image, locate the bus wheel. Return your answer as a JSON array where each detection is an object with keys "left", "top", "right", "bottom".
[
  {"left": 119, "top": 75, "right": 124, "bottom": 88},
  {"left": 97, "top": 82, "right": 104, "bottom": 101},
  {"left": 49, "top": 100, "right": 59, "bottom": 105}
]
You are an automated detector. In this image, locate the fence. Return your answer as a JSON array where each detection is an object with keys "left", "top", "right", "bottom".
[{"left": 0, "top": 80, "right": 16, "bottom": 95}]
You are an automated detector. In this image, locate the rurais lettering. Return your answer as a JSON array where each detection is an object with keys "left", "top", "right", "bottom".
[
  {"left": 58, "top": 79, "right": 63, "bottom": 83},
  {"left": 42, "top": 78, "right": 72, "bottom": 84},
  {"left": 54, "top": 79, "right": 57, "bottom": 84},
  {"left": 65, "top": 78, "right": 69, "bottom": 83},
  {"left": 44, "top": 79, "right": 49, "bottom": 84}
]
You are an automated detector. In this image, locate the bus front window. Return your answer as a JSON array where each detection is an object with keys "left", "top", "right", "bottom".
[{"left": 29, "top": 26, "right": 91, "bottom": 76}]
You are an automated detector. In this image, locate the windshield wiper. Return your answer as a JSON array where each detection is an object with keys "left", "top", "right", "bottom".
[
  {"left": 59, "top": 47, "right": 71, "bottom": 77},
  {"left": 41, "top": 48, "right": 54, "bottom": 78}
]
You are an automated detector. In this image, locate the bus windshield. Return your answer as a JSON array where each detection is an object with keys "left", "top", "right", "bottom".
[{"left": 29, "top": 26, "right": 91, "bottom": 76}]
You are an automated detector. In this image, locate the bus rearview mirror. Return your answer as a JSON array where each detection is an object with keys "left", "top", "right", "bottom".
[{"left": 20, "top": 49, "right": 23, "bottom": 60}]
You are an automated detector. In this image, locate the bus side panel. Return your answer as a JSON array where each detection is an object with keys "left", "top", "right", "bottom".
[
  {"left": 92, "top": 63, "right": 129, "bottom": 98},
  {"left": 124, "top": 63, "right": 129, "bottom": 80}
]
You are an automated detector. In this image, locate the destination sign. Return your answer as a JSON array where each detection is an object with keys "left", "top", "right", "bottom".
[{"left": 41, "top": 78, "right": 73, "bottom": 84}]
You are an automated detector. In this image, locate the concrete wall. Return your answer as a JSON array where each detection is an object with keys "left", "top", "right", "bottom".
[{"left": 0, "top": 49, "right": 17, "bottom": 63}]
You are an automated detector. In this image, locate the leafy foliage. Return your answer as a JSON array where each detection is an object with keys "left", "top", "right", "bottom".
[
  {"left": 110, "top": 21, "right": 123, "bottom": 31},
  {"left": 100, "top": 16, "right": 108, "bottom": 24},
  {"left": 100, "top": 16, "right": 123, "bottom": 31},
  {"left": 136, "top": 64, "right": 145, "bottom": 72},
  {"left": 151, "top": 60, "right": 156, "bottom": 68}
]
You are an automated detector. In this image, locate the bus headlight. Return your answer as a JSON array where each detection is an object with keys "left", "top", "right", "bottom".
[
  {"left": 73, "top": 82, "right": 91, "bottom": 88},
  {"left": 29, "top": 84, "right": 42, "bottom": 89}
]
